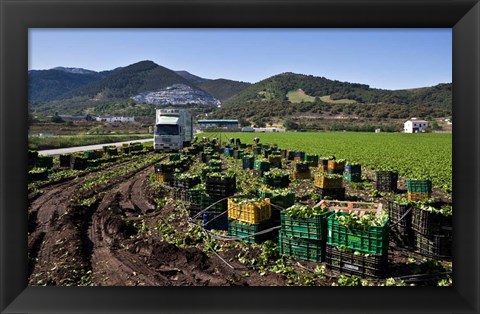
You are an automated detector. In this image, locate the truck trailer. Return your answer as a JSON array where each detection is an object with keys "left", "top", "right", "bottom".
[{"left": 154, "top": 109, "right": 193, "bottom": 151}]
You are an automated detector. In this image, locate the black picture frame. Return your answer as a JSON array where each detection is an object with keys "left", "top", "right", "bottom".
[{"left": 1, "top": 0, "right": 479, "bottom": 313}]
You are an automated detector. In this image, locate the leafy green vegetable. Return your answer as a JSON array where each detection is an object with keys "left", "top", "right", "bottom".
[{"left": 285, "top": 204, "right": 329, "bottom": 218}]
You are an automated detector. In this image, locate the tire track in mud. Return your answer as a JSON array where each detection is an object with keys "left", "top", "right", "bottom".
[{"left": 27, "top": 156, "right": 163, "bottom": 285}]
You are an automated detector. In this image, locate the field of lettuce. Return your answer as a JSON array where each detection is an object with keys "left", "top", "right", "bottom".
[{"left": 199, "top": 132, "right": 452, "bottom": 193}]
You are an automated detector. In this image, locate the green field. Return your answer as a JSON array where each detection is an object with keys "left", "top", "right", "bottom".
[
  {"left": 320, "top": 95, "right": 357, "bottom": 104},
  {"left": 28, "top": 134, "right": 151, "bottom": 150},
  {"left": 287, "top": 89, "right": 316, "bottom": 103},
  {"left": 199, "top": 132, "right": 452, "bottom": 192}
]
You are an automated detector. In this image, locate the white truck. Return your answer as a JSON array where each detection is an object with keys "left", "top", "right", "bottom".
[{"left": 154, "top": 109, "right": 193, "bottom": 151}]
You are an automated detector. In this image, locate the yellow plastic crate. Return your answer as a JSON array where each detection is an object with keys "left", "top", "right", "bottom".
[
  {"left": 408, "top": 192, "right": 431, "bottom": 202},
  {"left": 155, "top": 173, "right": 173, "bottom": 183},
  {"left": 292, "top": 170, "right": 311, "bottom": 180},
  {"left": 314, "top": 174, "right": 343, "bottom": 189},
  {"left": 122, "top": 143, "right": 129, "bottom": 148},
  {"left": 228, "top": 198, "right": 271, "bottom": 224},
  {"left": 318, "top": 164, "right": 328, "bottom": 173}
]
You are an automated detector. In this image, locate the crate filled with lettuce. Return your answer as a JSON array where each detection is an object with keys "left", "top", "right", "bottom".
[
  {"left": 205, "top": 172, "right": 236, "bottom": 198},
  {"left": 263, "top": 169, "right": 290, "bottom": 189},
  {"left": 281, "top": 205, "right": 330, "bottom": 241},
  {"left": 324, "top": 200, "right": 389, "bottom": 255},
  {"left": 227, "top": 197, "right": 271, "bottom": 224}
]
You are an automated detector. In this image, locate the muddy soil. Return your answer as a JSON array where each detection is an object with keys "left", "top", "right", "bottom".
[{"left": 28, "top": 152, "right": 451, "bottom": 287}]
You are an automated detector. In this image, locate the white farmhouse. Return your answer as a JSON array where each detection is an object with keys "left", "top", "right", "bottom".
[{"left": 404, "top": 118, "right": 428, "bottom": 133}]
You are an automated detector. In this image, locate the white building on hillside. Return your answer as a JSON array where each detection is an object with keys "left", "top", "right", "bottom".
[{"left": 404, "top": 118, "right": 428, "bottom": 133}]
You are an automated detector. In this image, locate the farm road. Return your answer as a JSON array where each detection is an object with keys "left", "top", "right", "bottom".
[{"left": 38, "top": 138, "right": 152, "bottom": 156}]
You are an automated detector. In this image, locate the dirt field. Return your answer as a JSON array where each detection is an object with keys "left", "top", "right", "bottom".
[{"left": 28, "top": 149, "right": 452, "bottom": 286}]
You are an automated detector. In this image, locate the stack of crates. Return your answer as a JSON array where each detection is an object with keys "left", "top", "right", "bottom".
[
  {"left": 184, "top": 184, "right": 205, "bottom": 214},
  {"left": 327, "top": 159, "right": 345, "bottom": 175},
  {"left": 304, "top": 154, "right": 319, "bottom": 167},
  {"left": 202, "top": 173, "right": 236, "bottom": 230},
  {"left": 407, "top": 179, "right": 432, "bottom": 201},
  {"left": 376, "top": 171, "right": 398, "bottom": 192},
  {"left": 227, "top": 198, "right": 273, "bottom": 243},
  {"left": 324, "top": 201, "right": 389, "bottom": 278},
  {"left": 253, "top": 159, "right": 270, "bottom": 177},
  {"left": 278, "top": 205, "right": 329, "bottom": 262},
  {"left": 412, "top": 204, "right": 452, "bottom": 259},
  {"left": 153, "top": 162, "right": 175, "bottom": 183},
  {"left": 257, "top": 187, "right": 295, "bottom": 225},
  {"left": 387, "top": 199, "right": 414, "bottom": 247},
  {"left": 292, "top": 161, "right": 311, "bottom": 180},
  {"left": 313, "top": 173, "right": 345, "bottom": 200},
  {"left": 344, "top": 163, "right": 362, "bottom": 182}
]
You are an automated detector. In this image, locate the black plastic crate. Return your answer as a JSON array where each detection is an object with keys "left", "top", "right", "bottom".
[
  {"left": 414, "top": 231, "right": 452, "bottom": 259},
  {"left": 59, "top": 154, "right": 72, "bottom": 168},
  {"left": 70, "top": 156, "right": 87, "bottom": 170},
  {"left": 173, "top": 176, "right": 201, "bottom": 189},
  {"left": 412, "top": 207, "right": 452, "bottom": 236},
  {"left": 295, "top": 162, "right": 310, "bottom": 173},
  {"left": 316, "top": 187, "right": 345, "bottom": 200},
  {"left": 375, "top": 171, "right": 398, "bottom": 192},
  {"left": 205, "top": 179, "right": 236, "bottom": 198},
  {"left": 387, "top": 200, "right": 413, "bottom": 238},
  {"left": 35, "top": 156, "right": 53, "bottom": 169},
  {"left": 325, "top": 244, "right": 388, "bottom": 278}
]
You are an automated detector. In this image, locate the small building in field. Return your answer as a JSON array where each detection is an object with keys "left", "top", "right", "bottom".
[
  {"left": 404, "top": 118, "right": 428, "bottom": 133},
  {"left": 95, "top": 116, "right": 135, "bottom": 123},
  {"left": 197, "top": 119, "right": 239, "bottom": 129}
]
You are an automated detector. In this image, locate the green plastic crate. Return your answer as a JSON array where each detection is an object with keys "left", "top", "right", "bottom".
[
  {"left": 327, "top": 212, "right": 389, "bottom": 255},
  {"left": 407, "top": 179, "right": 432, "bottom": 193},
  {"left": 228, "top": 220, "right": 273, "bottom": 244},
  {"left": 280, "top": 211, "right": 329, "bottom": 240},
  {"left": 343, "top": 172, "right": 362, "bottom": 182},
  {"left": 254, "top": 160, "right": 270, "bottom": 171},
  {"left": 257, "top": 189, "right": 295, "bottom": 210},
  {"left": 279, "top": 231, "right": 324, "bottom": 262}
]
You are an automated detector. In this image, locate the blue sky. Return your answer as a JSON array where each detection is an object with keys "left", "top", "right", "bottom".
[{"left": 29, "top": 29, "right": 451, "bottom": 90}]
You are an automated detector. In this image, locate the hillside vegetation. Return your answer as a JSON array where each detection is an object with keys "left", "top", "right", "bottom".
[{"left": 213, "top": 72, "right": 451, "bottom": 124}]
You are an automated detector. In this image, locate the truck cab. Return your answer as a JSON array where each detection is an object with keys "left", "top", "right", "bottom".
[{"left": 154, "top": 109, "right": 192, "bottom": 151}]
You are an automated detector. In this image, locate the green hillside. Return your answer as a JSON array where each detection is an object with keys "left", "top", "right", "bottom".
[
  {"left": 213, "top": 72, "right": 451, "bottom": 123},
  {"left": 197, "top": 79, "right": 251, "bottom": 102}
]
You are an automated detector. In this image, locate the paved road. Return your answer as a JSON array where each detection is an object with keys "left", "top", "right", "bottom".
[{"left": 38, "top": 138, "right": 153, "bottom": 156}]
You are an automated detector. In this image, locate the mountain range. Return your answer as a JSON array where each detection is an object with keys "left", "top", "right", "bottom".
[{"left": 28, "top": 60, "right": 451, "bottom": 122}]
